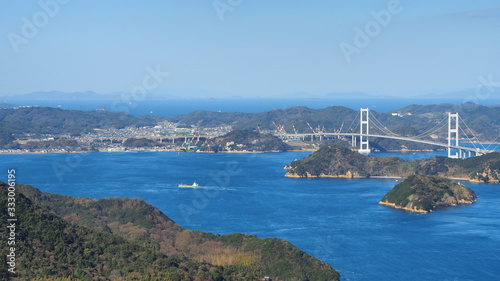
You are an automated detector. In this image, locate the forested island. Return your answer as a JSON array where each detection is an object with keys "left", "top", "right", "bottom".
[
  {"left": 379, "top": 175, "right": 477, "bottom": 213},
  {"left": 0, "top": 182, "right": 339, "bottom": 281},
  {"left": 285, "top": 145, "right": 500, "bottom": 182}
]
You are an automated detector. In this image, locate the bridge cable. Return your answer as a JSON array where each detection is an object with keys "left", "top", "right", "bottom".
[
  {"left": 367, "top": 112, "right": 393, "bottom": 135},
  {"left": 371, "top": 121, "right": 399, "bottom": 136},
  {"left": 368, "top": 112, "right": 401, "bottom": 136},
  {"left": 411, "top": 116, "right": 448, "bottom": 139},
  {"left": 345, "top": 111, "right": 360, "bottom": 134},
  {"left": 458, "top": 116, "right": 487, "bottom": 151},
  {"left": 413, "top": 121, "right": 449, "bottom": 142},
  {"left": 417, "top": 122, "right": 448, "bottom": 140},
  {"left": 486, "top": 133, "right": 500, "bottom": 151},
  {"left": 458, "top": 125, "right": 482, "bottom": 151}
]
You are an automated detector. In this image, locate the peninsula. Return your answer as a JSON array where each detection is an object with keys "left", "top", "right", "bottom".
[{"left": 285, "top": 145, "right": 500, "bottom": 182}]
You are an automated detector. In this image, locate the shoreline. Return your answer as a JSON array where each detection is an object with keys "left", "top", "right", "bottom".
[
  {"left": 0, "top": 147, "right": 452, "bottom": 155},
  {"left": 284, "top": 172, "right": 404, "bottom": 179},
  {"left": 284, "top": 172, "right": 485, "bottom": 183},
  {"left": 378, "top": 201, "right": 429, "bottom": 213},
  {"left": 0, "top": 148, "right": 298, "bottom": 155}
]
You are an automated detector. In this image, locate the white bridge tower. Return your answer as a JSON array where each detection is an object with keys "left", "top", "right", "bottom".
[
  {"left": 359, "top": 108, "right": 370, "bottom": 153},
  {"left": 448, "top": 112, "right": 459, "bottom": 158}
]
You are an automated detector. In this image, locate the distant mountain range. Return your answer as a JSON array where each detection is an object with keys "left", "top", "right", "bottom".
[
  {"left": 0, "top": 91, "right": 121, "bottom": 100},
  {"left": 2, "top": 87, "right": 497, "bottom": 101}
]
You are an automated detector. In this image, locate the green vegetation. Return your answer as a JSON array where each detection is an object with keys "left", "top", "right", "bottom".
[
  {"left": 168, "top": 106, "right": 356, "bottom": 133},
  {"left": 2, "top": 183, "right": 340, "bottom": 280},
  {"left": 286, "top": 145, "right": 500, "bottom": 182},
  {"left": 124, "top": 138, "right": 158, "bottom": 148},
  {"left": 20, "top": 139, "right": 80, "bottom": 151},
  {"left": 200, "top": 129, "right": 293, "bottom": 152},
  {"left": 286, "top": 145, "right": 406, "bottom": 178},
  {"left": 0, "top": 182, "right": 227, "bottom": 280},
  {"left": 0, "top": 107, "right": 158, "bottom": 148},
  {"left": 380, "top": 175, "right": 476, "bottom": 212}
]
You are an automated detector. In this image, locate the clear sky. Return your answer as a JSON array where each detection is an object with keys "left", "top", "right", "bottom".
[{"left": 1, "top": 0, "right": 499, "bottom": 97}]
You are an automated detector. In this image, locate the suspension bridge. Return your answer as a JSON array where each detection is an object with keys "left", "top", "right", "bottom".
[{"left": 275, "top": 108, "right": 497, "bottom": 159}]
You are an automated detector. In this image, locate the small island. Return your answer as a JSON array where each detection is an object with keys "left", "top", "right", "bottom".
[{"left": 379, "top": 175, "right": 477, "bottom": 213}]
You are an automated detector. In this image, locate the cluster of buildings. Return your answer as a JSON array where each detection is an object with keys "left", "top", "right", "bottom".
[{"left": 0, "top": 122, "right": 234, "bottom": 154}]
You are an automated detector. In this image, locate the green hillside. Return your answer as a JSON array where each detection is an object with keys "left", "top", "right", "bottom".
[
  {"left": 1, "top": 182, "right": 340, "bottom": 281},
  {"left": 0, "top": 106, "right": 157, "bottom": 136},
  {"left": 0, "top": 183, "right": 227, "bottom": 280}
]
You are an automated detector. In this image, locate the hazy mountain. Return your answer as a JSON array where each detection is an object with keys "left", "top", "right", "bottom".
[
  {"left": 0, "top": 103, "right": 15, "bottom": 108},
  {"left": 1, "top": 90, "right": 119, "bottom": 100},
  {"left": 410, "top": 88, "right": 499, "bottom": 102}
]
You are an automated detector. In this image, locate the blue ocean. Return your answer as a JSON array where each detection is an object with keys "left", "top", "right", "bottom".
[{"left": 1, "top": 150, "right": 499, "bottom": 280}]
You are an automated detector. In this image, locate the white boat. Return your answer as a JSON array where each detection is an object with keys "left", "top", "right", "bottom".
[{"left": 178, "top": 182, "right": 199, "bottom": 188}]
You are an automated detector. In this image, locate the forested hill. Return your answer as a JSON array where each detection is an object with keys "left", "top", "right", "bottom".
[
  {"left": 167, "top": 106, "right": 357, "bottom": 133},
  {"left": 285, "top": 145, "right": 500, "bottom": 182},
  {"left": 1, "top": 182, "right": 221, "bottom": 280},
  {"left": 0, "top": 106, "right": 158, "bottom": 135},
  {"left": 0, "top": 182, "right": 340, "bottom": 281}
]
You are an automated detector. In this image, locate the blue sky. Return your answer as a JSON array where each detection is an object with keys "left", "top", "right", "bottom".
[{"left": 1, "top": 0, "right": 499, "bottom": 97}]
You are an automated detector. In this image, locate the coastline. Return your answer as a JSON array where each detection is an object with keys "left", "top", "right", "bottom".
[
  {"left": 283, "top": 171, "right": 400, "bottom": 179},
  {"left": 378, "top": 201, "right": 429, "bottom": 213},
  {"left": 285, "top": 174, "right": 403, "bottom": 179},
  {"left": 284, "top": 172, "right": 484, "bottom": 183},
  {"left": 0, "top": 148, "right": 302, "bottom": 155},
  {"left": 0, "top": 147, "right": 447, "bottom": 155}
]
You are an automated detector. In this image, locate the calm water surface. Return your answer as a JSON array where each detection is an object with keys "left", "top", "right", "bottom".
[{"left": 1, "top": 151, "right": 499, "bottom": 281}]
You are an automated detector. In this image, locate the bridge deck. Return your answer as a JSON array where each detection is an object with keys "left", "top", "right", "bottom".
[{"left": 281, "top": 133, "right": 493, "bottom": 154}]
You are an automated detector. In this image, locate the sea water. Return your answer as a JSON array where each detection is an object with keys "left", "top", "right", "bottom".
[{"left": 1, "top": 150, "right": 499, "bottom": 281}]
